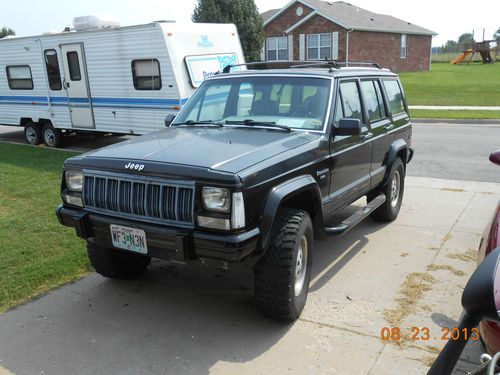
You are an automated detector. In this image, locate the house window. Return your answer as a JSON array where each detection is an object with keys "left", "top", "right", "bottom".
[
  {"left": 266, "top": 37, "right": 288, "bottom": 61},
  {"left": 307, "top": 33, "right": 331, "bottom": 60},
  {"left": 44, "top": 50, "right": 62, "bottom": 90},
  {"left": 131, "top": 59, "right": 162, "bottom": 90},
  {"left": 6, "top": 65, "right": 33, "bottom": 90},
  {"left": 400, "top": 34, "right": 407, "bottom": 59}
]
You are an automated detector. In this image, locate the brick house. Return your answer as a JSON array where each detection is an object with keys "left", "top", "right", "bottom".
[{"left": 261, "top": 0, "right": 437, "bottom": 72}]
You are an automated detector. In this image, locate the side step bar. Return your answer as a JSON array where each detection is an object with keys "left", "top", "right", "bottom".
[{"left": 325, "top": 194, "right": 386, "bottom": 236}]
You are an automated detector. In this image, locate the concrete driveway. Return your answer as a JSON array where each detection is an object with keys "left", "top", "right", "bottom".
[{"left": 0, "top": 176, "right": 498, "bottom": 374}]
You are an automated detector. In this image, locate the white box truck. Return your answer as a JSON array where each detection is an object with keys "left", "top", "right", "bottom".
[{"left": 0, "top": 18, "right": 245, "bottom": 147}]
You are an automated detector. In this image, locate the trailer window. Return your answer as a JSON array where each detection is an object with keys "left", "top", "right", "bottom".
[
  {"left": 132, "top": 59, "right": 161, "bottom": 90},
  {"left": 67, "top": 52, "right": 81, "bottom": 81},
  {"left": 44, "top": 50, "right": 62, "bottom": 90},
  {"left": 6, "top": 66, "right": 33, "bottom": 90}
]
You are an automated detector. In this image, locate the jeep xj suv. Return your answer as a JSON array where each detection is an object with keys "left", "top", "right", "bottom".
[{"left": 56, "top": 62, "right": 413, "bottom": 321}]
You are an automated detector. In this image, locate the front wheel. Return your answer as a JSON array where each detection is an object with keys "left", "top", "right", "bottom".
[
  {"left": 87, "top": 242, "right": 151, "bottom": 279},
  {"left": 369, "top": 157, "right": 405, "bottom": 222},
  {"left": 254, "top": 208, "right": 313, "bottom": 321},
  {"left": 42, "top": 123, "right": 63, "bottom": 148}
]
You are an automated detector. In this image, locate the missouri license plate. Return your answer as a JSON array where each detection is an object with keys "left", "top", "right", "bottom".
[{"left": 110, "top": 225, "right": 148, "bottom": 254}]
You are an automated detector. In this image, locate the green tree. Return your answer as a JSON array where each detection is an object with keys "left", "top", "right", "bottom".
[
  {"left": 494, "top": 27, "right": 500, "bottom": 45},
  {"left": 0, "top": 27, "right": 15, "bottom": 39},
  {"left": 443, "top": 40, "right": 459, "bottom": 53},
  {"left": 458, "top": 33, "right": 476, "bottom": 50},
  {"left": 192, "top": 0, "right": 264, "bottom": 62}
]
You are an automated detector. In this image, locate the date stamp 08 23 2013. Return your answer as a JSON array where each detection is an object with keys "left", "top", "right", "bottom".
[{"left": 380, "top": 326, "right": 480, "bottom": 342}]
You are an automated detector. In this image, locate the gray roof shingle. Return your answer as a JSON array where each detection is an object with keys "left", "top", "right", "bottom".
[{"left": 263, "top": 0, "right": 437, "bottom": 36}]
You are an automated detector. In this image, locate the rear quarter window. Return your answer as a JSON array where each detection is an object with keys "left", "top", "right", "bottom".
[{"left": 383, "top": 80, "right": 406, "bottom": 115}]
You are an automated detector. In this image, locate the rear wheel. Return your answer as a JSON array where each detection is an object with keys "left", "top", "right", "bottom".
[
  {"left": 42, "top": 123, "right": 63, "bottom": 148},
  {"left": 87, "top": 242, "right": 151, "bottom": 279},
  {"left": 254, "top": 208, "right": 313, "bottom": 321},
  {"left": 24, "top": 122, "right": 42, "bottom": 145},
  {"left": 369, "top": 157, "right": 405, "bottom": 222}
]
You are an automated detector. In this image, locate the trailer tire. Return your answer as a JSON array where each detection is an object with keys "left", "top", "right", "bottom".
[
  {"left": 42, "top": 123, "right": 63, "bottom": 148},
  {"left": 24, "top": 122, "right": 42, "bottom": 145}
]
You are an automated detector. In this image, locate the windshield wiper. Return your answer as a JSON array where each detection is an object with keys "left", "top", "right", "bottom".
[
  {"left": 173, "top": 120, "right": 224, "bottom": 127},
  {"left": 225, "top": 119, "right": 291, "bottom": 132}
]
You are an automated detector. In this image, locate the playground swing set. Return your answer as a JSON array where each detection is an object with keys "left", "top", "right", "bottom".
[{"left": 452, "top": 28, "right": 498, "bottom": 65}]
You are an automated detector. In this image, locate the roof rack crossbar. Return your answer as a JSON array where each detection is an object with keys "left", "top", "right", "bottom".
[{"left": 220, "top": 60, "right": 382, "bottom": 74}]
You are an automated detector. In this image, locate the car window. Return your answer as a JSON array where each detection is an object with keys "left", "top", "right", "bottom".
[
  {"left": 339, "top": 81, "right": 363, "bottom": 122},
  {"left": 383, "top": 80, "right": 406, "bottom": 115},
  {"left": 175, "top": 76, "right": 331, "bottom": 131},
  {"left": 186, "top": 83, "right": 232, "bottom": 121},
  {"left": 361, "top": 80, "right": 386, "bottom": 122}
]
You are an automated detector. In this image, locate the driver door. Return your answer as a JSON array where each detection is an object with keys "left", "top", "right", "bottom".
[{"left": 328, "top": 79, "right": 372, "bottom": 211}]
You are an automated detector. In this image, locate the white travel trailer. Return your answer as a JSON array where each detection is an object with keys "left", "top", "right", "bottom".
[{"left": 0, "top": 18, "right": 245, "bottom": 147}]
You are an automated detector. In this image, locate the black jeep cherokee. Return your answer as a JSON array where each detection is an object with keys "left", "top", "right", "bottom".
[{"left": 56, "top": 64, "right": 413, "bottom": 321}]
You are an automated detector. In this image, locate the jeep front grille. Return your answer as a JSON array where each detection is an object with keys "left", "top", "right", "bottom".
[{"left": 82, "top": 170, "right": 195, "bottom": 227}]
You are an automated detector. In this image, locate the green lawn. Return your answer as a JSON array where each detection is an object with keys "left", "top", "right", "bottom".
[
  {"left": 0, "top": 144, "right": 90, "bottom": 312},
  {"left": 399, "top": 63, "right": 500, "bottom": 107}
]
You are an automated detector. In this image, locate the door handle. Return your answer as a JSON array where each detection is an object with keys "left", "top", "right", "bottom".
[
  {"left": 385, "top": 124, "right": 395, "bottom": 131},
  {"left": 63, "top": 80, "right": 70, "bottom": 89}
]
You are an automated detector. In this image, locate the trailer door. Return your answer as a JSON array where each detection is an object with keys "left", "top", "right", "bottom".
[{"left": 60, "top": 44, "right": 95, "bottom": 129}]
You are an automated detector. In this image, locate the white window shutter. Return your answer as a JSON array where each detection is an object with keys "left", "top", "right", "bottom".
[
  {"left": 260, "top": 45, "right": 266, "bottom": 61},
  {"left": 299, "top": 34, "right": 305, "bottom": 60},
  {"left": 332, "top": 32, "right": 339, "bottom": 60},
  {"left": 288, "top": 35, "right": 294, "bottom": 60}
]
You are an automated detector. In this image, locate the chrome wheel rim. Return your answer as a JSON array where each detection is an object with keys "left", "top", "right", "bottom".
[
  {"left": 26, "top": 127, "right": 37, "bottom": 143},
  {"left": 390, "top": 170, "right": 401, "bottom": 208},
  {"left": 294, "top": 235, "right": 308, "bottom": 297},
  {"left": 44, "top": 128, "right": 55, "bottom": 146}
]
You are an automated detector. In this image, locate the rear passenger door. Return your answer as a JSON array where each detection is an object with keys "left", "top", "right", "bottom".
[
  {"left": 381, "top": 79, "right": 411, "bottom": 146},
  {"left": 360, "top": 79, "right": 392, "bottom": 187},
  {"left": 328, "top": 80, "right": 372, "bottom": 209}
]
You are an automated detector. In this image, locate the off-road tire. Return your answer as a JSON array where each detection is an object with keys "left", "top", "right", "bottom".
[
  {"left": 254, "top": 208, "right": 313, "bottom": 321},
  {"left": 87, "top": 242, "right": 151, "bottom": 279},
  {"left": 42, "top": 123, "right": 64, "bottom": 148},
  {"left": 369, "top": 157, "right": 405, "bottom": 222},
  {"left": 24, "top": 122, "right": 42, "bottom": 145}
]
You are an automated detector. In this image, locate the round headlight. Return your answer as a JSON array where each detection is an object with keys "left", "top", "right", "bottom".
[
  {"left": 202, "top": 187, "right": 230, "bottom": 213},
  {"left": 65, "top": 170, "right": 83, "bottom": 192}
]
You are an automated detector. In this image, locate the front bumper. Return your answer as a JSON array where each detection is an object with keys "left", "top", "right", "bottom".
[{"left": 56, "top": 205, "right": 260, "bottom": 263}]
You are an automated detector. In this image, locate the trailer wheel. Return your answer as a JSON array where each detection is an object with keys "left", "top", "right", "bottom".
[
  {"left": 42, "top": 123, "right": 63, "bottom": 148},
  {"left": 24, "top": 122, "right": 42, "bottom": 145}
]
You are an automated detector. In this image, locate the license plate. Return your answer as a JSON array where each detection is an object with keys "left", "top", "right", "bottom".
[{"left": 110, "top": 225, "right": 148, "bottom": 254}]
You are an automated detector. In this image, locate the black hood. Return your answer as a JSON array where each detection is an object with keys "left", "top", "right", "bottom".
[{"left": 80, "top": 127, "right": 317, "bottom": 174}]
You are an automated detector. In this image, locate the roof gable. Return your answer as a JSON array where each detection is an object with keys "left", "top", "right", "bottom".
[{"left": 263, "top": 0, "right": 437, "bottom": 36}]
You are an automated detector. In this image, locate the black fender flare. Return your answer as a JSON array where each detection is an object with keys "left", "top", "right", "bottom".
[
  {"left": 258, "top": 175, "right": 323, "bottom": 251},
  {"left": 383, "top": 139, "right": 409, "bottom": 183}
]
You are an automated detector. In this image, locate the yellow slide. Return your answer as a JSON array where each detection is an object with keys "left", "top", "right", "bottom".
[{"left": 451, "top": 49, "right": 474, "bottom": 64}]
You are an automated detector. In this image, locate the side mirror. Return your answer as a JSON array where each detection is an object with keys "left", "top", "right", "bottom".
[
  {"left": 336, "top": 118, "right": 361, "bottom": 136},
  {"left": 164, "top": 114, "right": 176, "bottom": 127},
  {"left": 490, "top": 150, "right": 500, "bottom": 166},
  {"left": 462, "top": 247, "right": 500, "bottom": 322}
]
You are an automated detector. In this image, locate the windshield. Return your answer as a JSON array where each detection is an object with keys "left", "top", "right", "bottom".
[{"left": 174, "top": 76, "right": 331, "bottom": 131}]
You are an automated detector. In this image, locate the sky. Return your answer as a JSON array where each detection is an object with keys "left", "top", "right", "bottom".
[{"left": 1, "top": 0, "right": 499, "bottom": 47}]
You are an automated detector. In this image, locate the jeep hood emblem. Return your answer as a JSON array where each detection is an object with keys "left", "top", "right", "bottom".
[{"left": 125, "top": 162, "right": 145, "bottom": 171}]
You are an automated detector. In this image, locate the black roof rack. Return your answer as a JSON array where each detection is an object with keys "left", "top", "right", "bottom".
[{"left": 221, "top": 60, "right": 382, "bottom": 73}]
